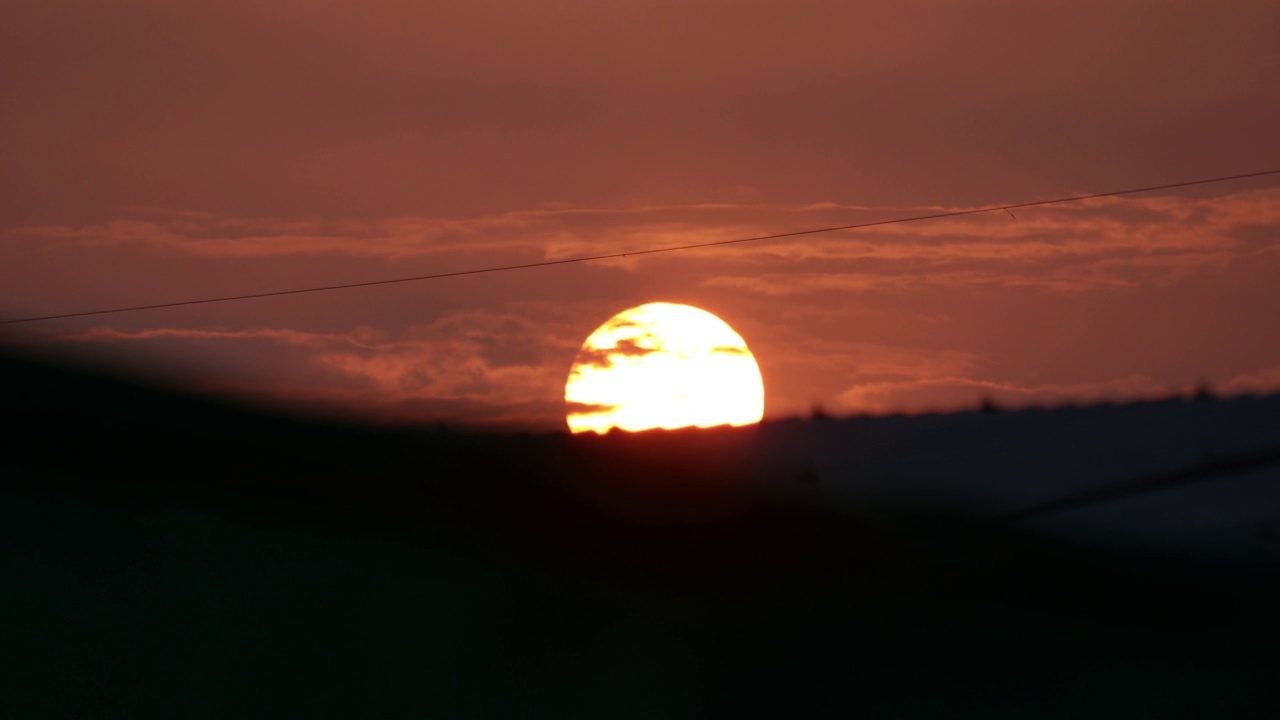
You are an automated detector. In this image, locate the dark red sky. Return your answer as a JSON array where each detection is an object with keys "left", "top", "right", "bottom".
[{"left": 3, "top": 0, "right": 1279, "bottom": 430}]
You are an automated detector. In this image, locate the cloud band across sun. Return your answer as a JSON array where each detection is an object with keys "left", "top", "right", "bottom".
[{"left": 564, "top": 303, "right": 765, "bottom": 434}]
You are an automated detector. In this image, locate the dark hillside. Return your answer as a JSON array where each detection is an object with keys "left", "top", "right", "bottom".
[{"left": 3, "top": 349, "right": 1279, "bottom": 718}]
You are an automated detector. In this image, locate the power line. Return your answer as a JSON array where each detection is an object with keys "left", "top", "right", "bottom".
[
  {"left": 3, "top": 168, "right": 1278, "bottom": 326},
  {"left": 1004, "top": 441, "right": 1280, "bottom": 523}
]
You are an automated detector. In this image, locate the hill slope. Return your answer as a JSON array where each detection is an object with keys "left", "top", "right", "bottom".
[{"left": 3, "top": 350, "right": 1279, "bottom": 718}]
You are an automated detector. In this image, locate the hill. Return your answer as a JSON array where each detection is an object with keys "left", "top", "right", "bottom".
[{"left": 3, "top": 349, "right": 1279, "bottom": 718}]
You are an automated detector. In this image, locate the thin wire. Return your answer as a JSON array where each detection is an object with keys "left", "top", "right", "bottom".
[
  {"left": 3, "top": 168, "right": 1278, "bottom": 325},
  {"left": 1004, "top": 441, "right": 1280, "bottom": 523}
]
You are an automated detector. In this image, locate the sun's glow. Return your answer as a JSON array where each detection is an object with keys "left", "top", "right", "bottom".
[{"left": 565, "top": 303, "right": 765, "bottom": 434}]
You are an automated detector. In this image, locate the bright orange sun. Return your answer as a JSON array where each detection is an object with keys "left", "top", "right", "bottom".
[{"left": 564, "top": 303, "right": 765, "bottom": 434}]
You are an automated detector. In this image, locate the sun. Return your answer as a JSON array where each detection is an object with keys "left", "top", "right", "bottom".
[{"left": 564, "top": 303, "right": 765, "bottom": 434}]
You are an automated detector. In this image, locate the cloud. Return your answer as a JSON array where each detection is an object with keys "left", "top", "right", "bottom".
[
  {"left": 690, "top": 189, "right": 1280, "bottom": 294},
  {"left": 30, "top": 308, "right": 594, "bottom": 430},
  {"left": 1218, "top": 366, "right": 1280, "bottom": 396},
  {"left": 570, "top": 336, "right": 663, "bottom": 373},
  {"left": 12, "top": 187, "right": 1275, "bottom": 309},
  {"left": 565, "top": 401, "right": 619, "bottom": 417},
  {"left": 4, "top": 173, "right": 1278, "bottom": 430},
  {"left": 828, "top": 364, "right": 1280, "bottom": 418},
  {"left": 832, "top": 374, "right": 1176, "bottom": 416}
]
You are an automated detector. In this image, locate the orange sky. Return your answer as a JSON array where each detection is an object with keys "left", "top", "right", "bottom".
[{"left": 3, "top": 0, "right": 1280, "bottom": 430}]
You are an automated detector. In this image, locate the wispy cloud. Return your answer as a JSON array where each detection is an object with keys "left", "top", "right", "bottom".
[
  {"left": 32, "top": 308, "right": 590, "bottom": 429},
  {"left": 833, "top": 374, "right": 1178, "bottom": 416},
  {"left": 13, "top": 188, "right": 1274, "bottom": 307},
  {"left": 569, "top": 336, "right": 662, "bottom": 372},
  {"left": 695, "top": 189, "right": 1280, "bottom": 293},
  {"left": 1219, "top": 366, "right": 1280, "bottom": 396},
  {"left": 16, "top": 188, "right": 1278, "bottom": 270},
  {"left": 7, "top": 185, "right": 1279, "bottom": 427}
]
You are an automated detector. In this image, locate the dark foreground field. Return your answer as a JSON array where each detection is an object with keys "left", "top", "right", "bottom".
[{"left": 3, "top": 350, "right": 1279, "bottom": 718}]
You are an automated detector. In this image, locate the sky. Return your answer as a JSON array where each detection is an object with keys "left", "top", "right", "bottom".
[{"left": 3, "top": 0, "right": 1279, "bottom": 431}]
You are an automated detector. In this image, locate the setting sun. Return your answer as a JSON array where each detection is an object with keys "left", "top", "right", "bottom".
[{"left": 564, "top": 303, "right": 765, "bottom": 434}]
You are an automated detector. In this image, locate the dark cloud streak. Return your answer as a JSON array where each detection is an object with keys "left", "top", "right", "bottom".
[{"left": 571, "top": 337, "right": 662, "bottom": 372}]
